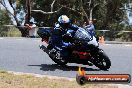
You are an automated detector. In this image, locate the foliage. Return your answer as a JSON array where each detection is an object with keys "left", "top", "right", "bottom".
[
  {"left": 0, "top": 9, "right": 10, "bottom": 25},
  {"left": 0, "top": 0, "right": 132, "bottom": 40},
  {"left": 0, "top": 9, "right": 11, "bottom": 37}
]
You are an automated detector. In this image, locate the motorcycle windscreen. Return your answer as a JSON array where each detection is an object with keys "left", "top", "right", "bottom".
[{"left": 74, "top": 27, "right": 93, "bottom": 41}]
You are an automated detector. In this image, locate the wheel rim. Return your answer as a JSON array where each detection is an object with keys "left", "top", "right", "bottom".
[
  {"left": 100, "top": 58, "right": 107, "bottom": 67},
  {"left": 55, "top": 51, "right": 65, "bottom": 63},
  {"left": 96, "top": 55, "right": 107, "bottom": 67}
]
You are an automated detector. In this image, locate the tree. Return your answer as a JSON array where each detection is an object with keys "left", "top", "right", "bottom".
[
  {"left": 0, "top": 9, "right": 11, "bottom": 36},
  {"left": 31, "top": 0, "right": 101, "bottom": 26},
  {"left": 0, "top": 0, "right": 129, "bottom": 40},
  {"left": 0, "top": 9, "right": 10, "bottom": 25},
  {"left": 0, "top": 0, "right": 32, "bottom": 37}
]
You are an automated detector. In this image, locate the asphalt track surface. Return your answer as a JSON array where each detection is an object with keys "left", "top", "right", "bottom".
[{"left": 0, "top": 37, "right": 132, "bottom": 86}]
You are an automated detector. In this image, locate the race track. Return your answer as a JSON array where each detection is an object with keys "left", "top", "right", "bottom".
[{"left": 0, "top": 37, "right": 131, "bottom": 85}]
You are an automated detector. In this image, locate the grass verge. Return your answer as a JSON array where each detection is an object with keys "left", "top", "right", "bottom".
[{"left": 0, "top": 70, "right": 118, "bottom": 88}]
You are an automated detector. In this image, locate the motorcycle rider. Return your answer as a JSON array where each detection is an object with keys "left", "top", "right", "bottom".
[{"left": 49, "top": 15, "right": 78, "bottom": 59}]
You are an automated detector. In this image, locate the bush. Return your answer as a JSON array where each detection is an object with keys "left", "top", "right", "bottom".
[{"left": 0, "top": 26, "right": 21, "bottom": 37}]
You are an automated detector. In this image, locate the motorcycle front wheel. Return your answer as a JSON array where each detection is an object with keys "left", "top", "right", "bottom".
[
  {"left": 49, "top": 50, "right": 68, "bottom": 66},
  {"left": 93, "top": 49, "right": 111, "bottom": 70}
]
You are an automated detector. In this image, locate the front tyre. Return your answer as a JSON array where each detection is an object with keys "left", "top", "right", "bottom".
[
  {"left": 93, "top": 49, "right": 111, "bottom": 70},
  {"left": 49, "top": 50, "right": 68, "bottom": 66}
]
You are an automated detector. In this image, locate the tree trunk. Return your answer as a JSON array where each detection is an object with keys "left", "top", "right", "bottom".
[
  {"left": 19, "top": 0, "right": 31, "bottom": 37},
  {"left": 25, "top": 0, "right": 31, "bottom": 24},
  {"left": 17, "top": 25, "right": 29, "bottom": 37}
]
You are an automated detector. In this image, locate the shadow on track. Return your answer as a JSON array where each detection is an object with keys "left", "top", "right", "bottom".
[{"left": 28, "top": 64, "right": 100, "bottom": 71}]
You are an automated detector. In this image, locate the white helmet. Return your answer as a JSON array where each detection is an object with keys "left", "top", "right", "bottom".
[{"left": 58, "top": 15, "right": 71, "bottom": 28}]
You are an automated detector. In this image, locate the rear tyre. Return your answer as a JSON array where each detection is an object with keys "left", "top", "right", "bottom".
[{"left": 93, "top": 49, "right": 111, "bottom": 70}]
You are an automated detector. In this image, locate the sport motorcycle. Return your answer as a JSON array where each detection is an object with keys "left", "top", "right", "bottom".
[{"left": 37, "top": 27, "right": 111, "bottom": 70}]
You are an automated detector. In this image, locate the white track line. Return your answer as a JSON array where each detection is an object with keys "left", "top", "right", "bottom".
[
  {"left": 0, "top": 38, "right": 4, "bottom": 40},
  {"left": 105, "top": 44, "right": 111, "bottom": 45},
  {"left": 125, "top": 45, "right": 131, "bottom": 46},
  {"left": 16, "top": 39, "right": 24, "bottom": 40}
]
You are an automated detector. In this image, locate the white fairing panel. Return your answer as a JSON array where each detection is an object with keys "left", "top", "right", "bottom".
[{"left": 88, "top": 36, "right": 99, "bottom": 47}]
